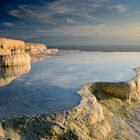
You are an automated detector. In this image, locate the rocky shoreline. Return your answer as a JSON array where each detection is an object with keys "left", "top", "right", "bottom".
[
  {"left": 0, "top": 38, "right": 58, "bottom": 88},
  {"left": 0, "top": 68, "right": 139, "bottom": 140},
  {"left": 0, "top": 38, "right": 58, "bottom": 66},
  {"left": 0, "top": 39, "right": 140, "bottom": 139}
]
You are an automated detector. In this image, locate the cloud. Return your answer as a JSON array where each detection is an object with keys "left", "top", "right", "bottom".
[
  {"left": 8, "top": 0, "right": 108, "bottom": 22},
  {"left": 114, "top": 4, "right": 128, "bottom": 13},
  {"left": 8, "top": 9, "right": 24, "bottom": 18},
  {"left": 66, "top": 18, "right": 76, "bottom": 24},
  {"left": 3, "top": 22, "right": 15, "bottom": 27},
  {"left": 37, "top": 23, "right": 140, "bottom": 37}
]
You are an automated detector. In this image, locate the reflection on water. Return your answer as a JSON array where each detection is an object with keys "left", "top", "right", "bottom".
[
  {"left": 0, "top": 51, "right": 140, "bottom": 118},
  {"left": 0, "top": 65, "right": 31, "bottom": 87}
]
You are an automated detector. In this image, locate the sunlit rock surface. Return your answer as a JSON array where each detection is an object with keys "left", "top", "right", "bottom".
[
  {"left": 0, "top": 45, "right": 139, "bottom": 139},
  {"left": 127, "top": 67, "right": 140, "bottom": 101},
  {"left": 0, "top": 54, "right": 30, "bottom": 67},
  {"left": 25, "top": 43, "right": 58, "bottom": 62},
  {"left": 0, "top": 39, "right": 139, "bottom": 139},
  {"left": 0, "top": 84, "right": 110, "bottom": 140},
  {"left": 91, "top": 68, "right": 140, "bottom": 102},
  {"left": 0, "top": 38, "right": 58, "bottom": 66},
  {"left": 0, "top": 64, "right": 31, "bottom": 87},
  {"left": 46, "top": 49, "right": 59, "bottom": 55},
  {"left": 0, "top": 68, "right": 139, "bottom": 139},
  {"left": 25, "top": 43, "right": 47, "bottom": 56},
  {"left": 0, "top": 38, "right": 25, "bottom": 55}
]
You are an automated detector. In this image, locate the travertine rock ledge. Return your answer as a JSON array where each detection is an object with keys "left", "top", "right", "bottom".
[
  {"left": 0, "top": 38, "right": 25, "bottom": 55},
  {"left": 0, "top": 84, "right": 110, "bottom": 140},
  {"left": 0, "top": 68, "right": 140, "bottom": 140},
  {"left": 25, "top": 43, "right": 47, "bottom": 56},
  {"left": 0, "top": 38, "right": 58, "bottom": 66},
  {"left": 91, "top": 67, "right": 140, "bottom": 102},
  {"left": 0, "top": 54, "right": 30, "bottom": 67}
]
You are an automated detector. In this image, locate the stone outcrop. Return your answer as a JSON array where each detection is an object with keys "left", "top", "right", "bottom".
[
  {"left": 46, "top": 49, "right": 59, "bottom": 55},
  {"left": 25, "top": 43, "right": 58, "bottom": 62},
  {"left": 0, "top": 54, "right": 30, "bottom": 67},
  {"left": 0, "top": 68, "right": 139, "bottom": 139},
  {"left": 0, "top": 38, "right": 25, "bottom": 55},
  {"left": 0, "top": 38, "right": 30, "bottom": 67},
  {"left": 1, "top": 39, "right": 139, "bottom": 139},
  {"left": 25, "top": 43, "right": 47, "bottom": 56},
  {"left": 0, "top": 84, "right": 110, "bottom": 140},
  {"left": 91, "top": 68, "right": 140, "bottom": 102},
  {"left": 0, "top": 38, "right": 58, "bottom": 66},
  {"left": 0, "top": 64, "right": 31, "bottom": 87},
  {"left": 92, "top": 82, "right": 130, "bottom": 100}
]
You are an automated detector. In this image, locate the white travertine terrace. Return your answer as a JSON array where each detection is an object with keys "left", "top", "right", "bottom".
[
  {"left": 133, "top": 67, "right": 140, "bottom": 94},
  {"left": 127, "top": 67, "right": 140, "bottom": 101},
  {"left": 0, "top": 38, "right": 58, "bottom": 66},
  {"left": 0, "top": 38, "right": 139, "bottom": 140},
  {"left": 0, "top": 66, "right": 139, "bottom": 139}
]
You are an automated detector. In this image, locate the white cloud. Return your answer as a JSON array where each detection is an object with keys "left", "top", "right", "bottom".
[
  {"left": 8, "top": 10, "right": 24, "bottom": 18},
  {"left": 8, "top": 0, "right": 108, "bottom": 21},
  {"left": 3, "top": 22, "right": 15, "bottom": 27},
  {"left": 114, "top": 4, "right": 128, "bottom": 13},
  {"left": 37, "top": 23, "right": 140, "bottom": 37},
  {"left": 66, "top": 18, "right": 76, "bottom": 24}
]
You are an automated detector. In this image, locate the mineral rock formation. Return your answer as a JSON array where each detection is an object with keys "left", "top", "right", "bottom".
[
  {"left": 91, "top": 68, "right": 140, "bottom": 102},
  {"left": 0, "top": 38, "right": 25, "bottom": 55},
  {"left": 0, "top": 64, "right": 31, "bottom": 87},
  {"left": 0, "top": 38, "right": 29, "bottom": 67},
  {"left": 0, "top": 68, "right": 140, "bottom": 139},
  {"left": 0, "top": 54, "right": 30, "bottom": 67},
  {"left": 127, "top": 67, "right": 140, "bottom": 101},
  {"left": 92, "top": 82, "right": 130, "bottom": 100},
  {"left": 0, "top": 84, "right": 110, "bottom": 140},
  {"left": 46, "top": 49, "right": 59, "bottom": 55},
  {"left": 0, "top": 38, "right": 58, "bottom": 66},
  {"left": 25, "top": 43, "right": 47, "bottom": 56}
]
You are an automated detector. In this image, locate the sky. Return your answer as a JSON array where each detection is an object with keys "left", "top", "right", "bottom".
[{"left": 1, "top": 0, "right": 140, "bottom": 46}]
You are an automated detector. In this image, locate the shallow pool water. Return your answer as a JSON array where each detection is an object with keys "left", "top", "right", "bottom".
[{"left": 0, "top": 51, "right": 140, "bottom": 118}]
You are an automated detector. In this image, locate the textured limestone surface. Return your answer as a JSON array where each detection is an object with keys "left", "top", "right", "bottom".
[
  {"left": 25, "top": 43, "right": 47, "bottom": 56},
  {"left": 0, "top": 84, "right": 111, "bottom": 140},
  {"left": 0, "top": 68, "right": 138, "bottom": 140},
  {"left": 0, "top": 54, "right": 31, "bottom": 67},
  {"left": 0, "top": 38, "right": 139, "bottom": 140},
  {"left": 0, "top": 38, "right": 58, "bottom": 66},
  {"left": 0, "top": 38, "right": 25, "bottom": 55},
  {"left": 46, "top": 49, "right": 59, "bottom": 55}
]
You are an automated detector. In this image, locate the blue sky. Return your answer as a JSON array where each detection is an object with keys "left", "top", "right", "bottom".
[{"left": 1, "top": 0, "right": 140, "bottom": 46}]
